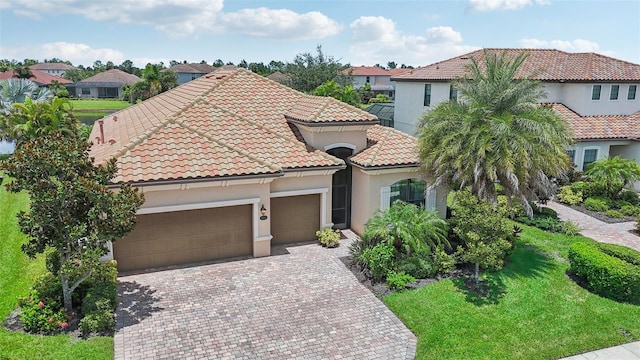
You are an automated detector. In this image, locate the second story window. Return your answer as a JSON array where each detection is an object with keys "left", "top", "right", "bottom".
[
  {"left": 449, "top": 85, "right": 458, "bottom": 102},
  {"left": 592, "top": 85, "right": 601, "bottom": 100},
  {"left": 424, "top": 84, "right": 431, "bottom": 106},
  {"left": 610, "top": 85, "right": 619, "bottom": 100},
  {"left": 629, "top": 85, "right": 637, "bottom": 100}
]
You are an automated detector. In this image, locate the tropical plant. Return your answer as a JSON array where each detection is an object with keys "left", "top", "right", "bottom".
[
  {"left": 1, "top": 97, "right": 78, "bottom": 144},
  {"left": 312, "top": 80, "right": 361, "bottom": 106},
  {"left": 283, "top": 45, "right": 351, "bottom": 93},
  {"left": 363, "top": 200, "right": 448, "bottom": 256},
  {"left": 585, "top": 156, "right": 640, "bottom": 199},
  {"left": 0, "top": 78, "right": 53, "bottom": 114},
  {"left": 316, "top": 228, "right": 341, "bottom": 248},
  {"left": 1, "top": 124, "right": 144, "bottom": 310},
  {"left": 417, "top": 50, "right": 573, "bottom": 217},
  {"left": 126, "top": 63, "right": 178, "bottom": 103}
]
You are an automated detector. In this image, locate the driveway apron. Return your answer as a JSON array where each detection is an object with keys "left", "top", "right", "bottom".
[{"left": 114, "top": 231, "right": 416, "bottom": 359}]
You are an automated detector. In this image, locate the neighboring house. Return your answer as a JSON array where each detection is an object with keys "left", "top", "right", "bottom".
[
  {"left": 165, "top": 63, "right": 217, "bottom": 85},
  {"left": 392, "top": 48, "right": 640, "bottom": 172},
  {"left": 90, "top": 67, "right": 445, "bottom": 272},
  {"left": 28, "top": 62, "right": 75, "bottom": 77},
  {"left": 74, "top": 69, "right": 140, "bottom": 99},
  {"left": 266, "top": 71, "right": 290, "bottom": 85},
  {"left": 0, "top": 69, "right": 72, "bottom": 87},
  {"left": 342, "top": 66, "right": 409, "bottom": 100}
]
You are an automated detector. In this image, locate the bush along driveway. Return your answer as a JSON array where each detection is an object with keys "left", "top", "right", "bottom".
[{"left": 114, "top": 233, "right": 416, "bottom": 360}]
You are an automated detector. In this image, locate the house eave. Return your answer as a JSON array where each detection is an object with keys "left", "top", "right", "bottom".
[{"left": 107, "top": 171, "right": 284, "bottom": 188}]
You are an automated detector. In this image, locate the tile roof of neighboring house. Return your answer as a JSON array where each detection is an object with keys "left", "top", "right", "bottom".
[
  {"left": 29, "top": 62, "right": 75, "bottom": 71},
  {"left": 266, "top": 71, "right": 290, "bottom": 84},
  {"left": 392, "top": 48, "right": 640, "bottom": 82},
  {"left": 90, "top": 67, "right": 412, "bottom": 184},
  {"left": 551, "top": 103, "right": 640, "bottom": 140},
  {"left": 350, "top": 126, "right": 419, "bottom": 168},
  {"left": 0, "top": 69, "right": 72, "bottom": 86},
  {"left": 166, "top": 63, "right": 217, "bottom": 74},
  {"left": 388, "top": 68, "right": 411, "bottom": 76},
  {"left": 76, "top": 69, "right": 140, "bottom": 86},
  {"left": 342, "top": 66, "right": 391, "bottom": 76}
]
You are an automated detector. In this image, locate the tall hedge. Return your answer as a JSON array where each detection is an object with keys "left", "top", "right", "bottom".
[{"left": 568, "top": 241, "right": 640, "bottom": 304}]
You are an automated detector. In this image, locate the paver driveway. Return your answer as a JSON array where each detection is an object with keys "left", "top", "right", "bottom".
[{"left": 114, "top": 231, "right": 416, "bottom": 359}]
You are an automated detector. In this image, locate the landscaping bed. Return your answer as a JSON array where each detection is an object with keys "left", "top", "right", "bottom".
[{"left": 563, "top": 202, "right": 635, "bottom": 223}]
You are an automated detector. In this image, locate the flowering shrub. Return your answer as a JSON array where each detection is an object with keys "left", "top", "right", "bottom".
[
  {"left": 19, "top": 291, "right": 69, "bottom": 334},
  {"left": 316, "top": 228, "right": 341, "bottom": 248}
]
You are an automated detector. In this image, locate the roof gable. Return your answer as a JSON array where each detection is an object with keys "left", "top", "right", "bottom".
[
  {"left": 551, "top": 103, "right": 639, "bottom": 140},
  {"left": 343, "top": 66, "right": 391, "bottom": 76},
  {"left": 77, "top": 69, "right": 140, "bottom": 85},
  {"left": 0, "top": 69, "right": 72, "bottom": 85},
  {"left": 285, "top": 95, "right": 378, "bottom": 124},
  {"left": 29, "top": 63, "right": 75, "bottom": 71}
]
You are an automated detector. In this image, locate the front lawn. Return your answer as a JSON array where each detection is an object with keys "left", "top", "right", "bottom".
[
  {"left": 385, "top": 225, "right": 640, "bottom": 360},
  {"left": 0, "top": 183, "right": 113, "bottom": 360}
]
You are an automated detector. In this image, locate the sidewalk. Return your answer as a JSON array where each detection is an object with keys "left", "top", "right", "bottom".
[{"left": 545, "top": 201, "right": 640, "bottom": 359}]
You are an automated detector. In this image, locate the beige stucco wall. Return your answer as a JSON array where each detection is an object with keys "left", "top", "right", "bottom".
[
  {"left": 296, "top": 124, "right": 371, "bottom": 153},
  {"left": 350, "top": 167, "right": 447, "bottom": 234}
]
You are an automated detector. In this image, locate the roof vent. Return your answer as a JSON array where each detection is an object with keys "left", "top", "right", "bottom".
[
  {"left": 215, "top": 74, "right": 226, "bottom": 80},
  {"left": 460, "top": 56, "right": 469, "bottom": 60},
  {"left": 108, "top": 139, "right": 116, "bottom": 145},
  {"left": 436, "top": 65, "right": 439, "bottom": 70}
]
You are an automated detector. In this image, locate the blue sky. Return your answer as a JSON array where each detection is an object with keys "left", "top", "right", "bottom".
[{"left": 1, "top": 0, "right": 638, "bottom": 68}]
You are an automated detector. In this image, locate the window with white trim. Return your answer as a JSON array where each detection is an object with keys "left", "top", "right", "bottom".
[
  {"left": 610, "top": 85, "right": 619, "bottom": 100},
  {"left": 629, "top": 85, "right": 637, "bottom": 100},
  {"left": 591, "top": 85, "right": 601, "bottom": 100},
  {"left": 583, "top": 149, "right": 598, "bottom": 170},
  {"left": 390, "top": 179, "right": 426, "bottom": 207},
  {"left": 423, "top": 84, "right": 431, "bottom": 106},
  {"left": 449, "top": 85, "right": 458, "bottom": 102}
]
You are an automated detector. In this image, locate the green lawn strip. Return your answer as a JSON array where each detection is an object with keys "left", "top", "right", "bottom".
[
  {"left": 0, "top": 185, "right": 113, "bottom": 360},
  {"left": 69, "top": 100, "right": 130, "bottom": 111},
  {"left": 385, "top": 224, "right": 640, "bottom": 360}
]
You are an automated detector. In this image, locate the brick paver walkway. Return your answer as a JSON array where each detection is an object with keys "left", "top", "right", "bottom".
[
  {"left": 545, "top": 201, "right": 640, "bottom": 252},
  {"left": 114, "top": 231, "right": 416, "bottom": 359}
]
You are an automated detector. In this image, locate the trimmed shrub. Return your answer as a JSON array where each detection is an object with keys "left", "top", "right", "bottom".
[
  {"left": 19, "top": 291, "right": 69, "bottom": 334},
  {"left": 620, "top": 190, "right": 640, "bottom": 205},
  {"left": 386, "top": 271, "right": 416, "bottom": 291},
  {"left": 568, "top": 241, "right": 640, "bottom": 304},
  {"left": 316, "top": 228, "right": 341, "bottom": 248},
  {"left": 359, "top": 242, "right": 395, "bottom": 281},
  {"left": 81, "top": 281, "right": 118, "bottom": 315},
  {"left": 604, "top": 209, "right": 624, "bottom": 219},
  {"left": 79, "top": 309, "right": 115, "bottom": 336},
  {"left": 620, "top": 205, "right": 640, "bottom": 217},
  {"left": 597, "top": 242, "right": 640, "bottom": 266},
  {"left": 396, "top": 251, "right": 437, "bottom": 279},
  {"left": 556, "top": 186, "right": 583, "bottom": 205},
  {"left": 584, "top": 197, "right": 609, "bottom": 212}
]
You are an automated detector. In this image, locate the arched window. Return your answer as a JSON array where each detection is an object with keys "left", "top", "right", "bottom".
[{"left": 390, "top": 179, "right": 426, "bottom": 207}]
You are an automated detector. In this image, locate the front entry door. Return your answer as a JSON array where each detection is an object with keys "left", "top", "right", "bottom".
[{"left": 328, "top": 147, "right": 352, "bottom": 229}]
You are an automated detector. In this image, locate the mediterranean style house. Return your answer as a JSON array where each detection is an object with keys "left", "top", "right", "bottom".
[
  {"left": 91, "top": 67, "right": 445, "bottom": 272},
  {"left": 392, "top": 48, "right": 640, "bottom": 173},
  {"left": 342, "top": 66, "right": 409, "bottom": 100},
  {"left": 165, "top": 62, "right": 218, "bottom": 85},
  {"left": 74, "top": 69, "right": 140, "bottom": 99},
  {"left": 28, "top": 62, "right": 75, "bottom": 77}
]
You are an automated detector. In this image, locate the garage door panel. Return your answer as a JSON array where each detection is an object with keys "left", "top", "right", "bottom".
[
  {"left": 114, "top": 205, "right": 252, "bottom": 272},
  {"left": 271, "top": 194, "right": 320, "bottom": 245}
]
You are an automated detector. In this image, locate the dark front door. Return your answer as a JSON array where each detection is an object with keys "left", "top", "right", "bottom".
[{"left": 328, "top": 147, "right": 352, "bottom": 229}]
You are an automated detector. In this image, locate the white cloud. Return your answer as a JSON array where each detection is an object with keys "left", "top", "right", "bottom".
[
  {"left": 3, "top": 0, "right": 341, "bottom": 39},
  {"left": 0, "top": 42, "right": 125, "bottom": 67},
  {"left": 219, "top": 8, "right": 341, "bottom": 39},
  {"left": 348, "top": 16, "right": 478, "bottom": 67},
  {"left": 519, "top": 38, "right": 601, "bottom": 52},
  {"left": 468, "top": 0, "right": 550, "bottom": 12}
]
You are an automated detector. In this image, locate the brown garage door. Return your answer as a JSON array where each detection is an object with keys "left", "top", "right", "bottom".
[
  {"left": 113, "top": 205, "right": 252, "bottom": 272},
  {"left": 271, "top": 194, "right": 320, "bottom": 245}
]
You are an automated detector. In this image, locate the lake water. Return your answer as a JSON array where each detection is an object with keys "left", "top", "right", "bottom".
[{"left": 0, "top": 139, "right": 14, "bottom": 154}]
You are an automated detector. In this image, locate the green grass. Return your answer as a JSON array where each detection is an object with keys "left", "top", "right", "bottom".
[
  {"left": 385, "top": 225, "right": 640, "bottom": 360},
  {"left": 69, "top": 100, "right": 130, "bottom": 111},
  {"left": 0, "top": 182, "right": 113, "bottom": 360}
]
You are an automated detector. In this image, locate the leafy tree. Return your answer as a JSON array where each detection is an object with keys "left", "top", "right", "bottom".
[
  {"left": 283, "top": 45, "right": 350, "bottom": 93},
  {"left": 357, "top": 82, "right": 373, "bottom": 103},
  {"left": 105, "top": 61, "right": 115, "bottom": 70},
  {"left": 63, "top": 68, "right": 90, "bottom": 82},
  {"left": 92, "top": 60, "right": 106, "bottom": 72},
  {"left": 126, "top": 63, "right": 177, "bottom": 103},
  {"left": 313, "top": 80, "right": 360, "bottom": 106},
  {"left": 363, "top": 200, "right": 448, "bottom": 256},
  {"left": 14, "top": 66, "right": 35, "bottom": 79},
  {"left": 585, "top": 156, "right": 640, "bottom": 199},
  {"left": 118, "top": 60, "right": 139, "bottom": 75},
  {"left": 0, "top": 78, "right": 53, "bottom": 115},
  {"left": 449, "top": 190, "right": 514, "bottom": 286},
  {"left": 387, "top": 61, "right": 397, "bottom": 69},
  {"left": 238, "top": 59, "right": 248, "bottom": 69},
  {"left": 212, "top": 59, "right": 224, "bottom": 67},
  {"left": 418, "top": 51, "right": 573, "bottom": 217},
  {"left": 268, "top": 60, "right": 285, "bottom": 72},
  {"left": 48, "top": 80, "right": 69, "bottom": 98}
]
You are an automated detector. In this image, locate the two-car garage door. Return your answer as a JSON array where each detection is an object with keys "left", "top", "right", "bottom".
[{"left": 113, "top": 205, "right": 253, "bottom": 272}]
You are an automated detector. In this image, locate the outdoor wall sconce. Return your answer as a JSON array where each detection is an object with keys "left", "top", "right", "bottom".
[{"left": 260, "top": 204, "right": 268, "bottom": 220}]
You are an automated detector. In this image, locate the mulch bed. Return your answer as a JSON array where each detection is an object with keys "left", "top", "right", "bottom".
[{"left": 562, "top": 203, "right": 635, "bottom": 223}]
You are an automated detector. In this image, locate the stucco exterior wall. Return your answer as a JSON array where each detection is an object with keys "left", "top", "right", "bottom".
[
  {"left": 393, "top": 81, "right": 450, "bottom": 135},
  {"left": 350, "top": 167, "right": 447, "bottom": 234},
  {"left": 296, "top": 124, "right": 371, "bottom": 153}
]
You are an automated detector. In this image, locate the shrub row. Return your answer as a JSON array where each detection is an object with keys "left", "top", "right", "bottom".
[{"left": 568, "top": 241, "right": 640, "bottom": 304}]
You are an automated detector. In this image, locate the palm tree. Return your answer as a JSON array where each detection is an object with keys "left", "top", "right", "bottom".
[
  {"left": 1, "top": 97, "right": 78, "bottom": 145},
  {"left": 585, "top": 156, "right": 640, "bottom": 199},
  {"left": 417, "top": 51, "right": 573, "bottom": 217}
]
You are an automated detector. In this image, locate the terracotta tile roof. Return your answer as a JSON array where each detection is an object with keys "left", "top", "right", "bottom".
[
  {"left": 393, "top": 48, "right": 640, "bottom": 82},
  {"left": 350, "top": 125, "right": 419, "bottom": 168},
  {"left": 76, "top": 69, "right": 140, "bottom": 85},
  {"left": 89, "top": 68, "right": 361, "bottom": 184},
  {"left": 388, "top": 68, "right": 411, "bottom": 76},
  {"left": 29, "top": 62, "right": 75, "bottom": 71},
  {"left": 551, "top": 103, "right": 640, "bottom": 140},
  {"left": 285, "top": 95, "right": 378, "bottom": 124},
  {"left": 342, "top": 66, "right": 391, "bottom": 76},
  {"left": 0, "top": 69, "right": 72, "bottom": 86},
  {"left": 266, "top": 71, "right": 290, "bottom": 84},
  {"left": 167, "top": 63, "right": 217, "bottom": 74}
]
